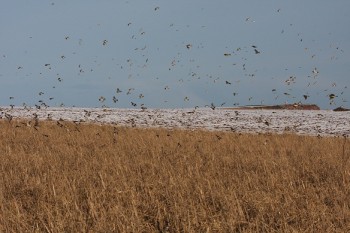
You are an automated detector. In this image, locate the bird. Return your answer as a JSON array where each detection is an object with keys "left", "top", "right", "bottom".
[
  {"left": 99, "top": 96, "right": 106, "bottom": 102},
  {"left": 5, "top": 113, "right": 13, "bottom": 122},
  {"left": 127, "top": 88, "right": 134, "bottom": 95},
  {"left": 210, "top": 103, "right": 216, "bottom": 110},
  {"left": 329, "top": 94, "right": 336, "bottom": 100},
  {"left": 312, "top": 68, "right": 319, "bottom": 75}
]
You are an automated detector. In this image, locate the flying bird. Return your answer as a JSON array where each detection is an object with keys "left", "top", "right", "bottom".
[
  {"left": 112, "top": 96, "right": 118, "bottom": 103},
  {"left": 127, "top": 88, "right": 134, "bottom": 95},
  {"left": 99, "top": 96, "right": 106, "bottom": 102},
  {"left": 329, "top": 94, "right": 336, "bottom": 99}
]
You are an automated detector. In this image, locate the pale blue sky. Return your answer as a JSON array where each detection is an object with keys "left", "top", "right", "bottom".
[{"left": 1, "top": 0, "right": 349, "bottom": 109}]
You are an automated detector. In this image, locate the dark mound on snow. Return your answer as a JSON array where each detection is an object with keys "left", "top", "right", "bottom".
[{"left": 333, "top": 106, "right": 350, "bottom": 112}]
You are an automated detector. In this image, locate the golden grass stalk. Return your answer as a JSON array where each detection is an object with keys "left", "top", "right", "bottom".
[{"left": 0, "top": 120, "right": 349, "bottom": 232}]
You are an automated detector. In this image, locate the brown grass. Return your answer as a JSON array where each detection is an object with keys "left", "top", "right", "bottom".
[{"left": 0, "top": 119, "right": 350, "bottom": 232}]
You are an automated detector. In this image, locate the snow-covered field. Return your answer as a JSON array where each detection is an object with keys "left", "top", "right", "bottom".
[{"left": 1, "top": 106, "right": 349, "bottom": 137}]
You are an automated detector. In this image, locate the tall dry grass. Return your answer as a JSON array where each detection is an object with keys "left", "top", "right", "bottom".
[{"left": 0, "top": 119, "right": 349, "bottom": 232}]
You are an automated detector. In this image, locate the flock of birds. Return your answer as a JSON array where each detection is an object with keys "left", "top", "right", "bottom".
[
  {"left": 1, "top": 106, "right": 349, "bottom": 137},
  {"left": 1, "top": 4, "right": 348, "bottom": 111}
]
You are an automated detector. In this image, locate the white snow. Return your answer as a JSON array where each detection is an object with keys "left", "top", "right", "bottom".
[{"left": 1, "top": 106, "right": 349, "bottom": 137}]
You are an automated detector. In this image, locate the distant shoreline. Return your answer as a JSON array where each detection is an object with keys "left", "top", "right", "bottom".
[
  {"left": 1, "top": 104, "right": 349, "bottom": 111},
  {"left": 223, "top": 104, "right": 320, "bottom": 110},
  {"left": 223, "top": 104, "right": 350, "bottom": 111}
]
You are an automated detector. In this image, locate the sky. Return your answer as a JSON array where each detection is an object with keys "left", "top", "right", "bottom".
[{"left": 0, "top": 0, "right": 349, "bottom": 109}]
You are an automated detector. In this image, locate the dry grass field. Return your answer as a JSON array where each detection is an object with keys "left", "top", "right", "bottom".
[{"left": 0, "top": 119, "right": 349, "bottom": 232}]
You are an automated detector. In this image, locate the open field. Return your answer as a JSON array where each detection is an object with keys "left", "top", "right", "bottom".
[
  {"left": 1, "top": 107, "right": 350, "bottom": 136},
  {"left": 1, "top": 119, "right": 350, "bottom": 232}
]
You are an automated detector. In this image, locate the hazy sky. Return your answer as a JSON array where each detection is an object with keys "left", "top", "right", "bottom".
[{"left": 1, "top": 0, "right": 349, "bottom": 109}]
